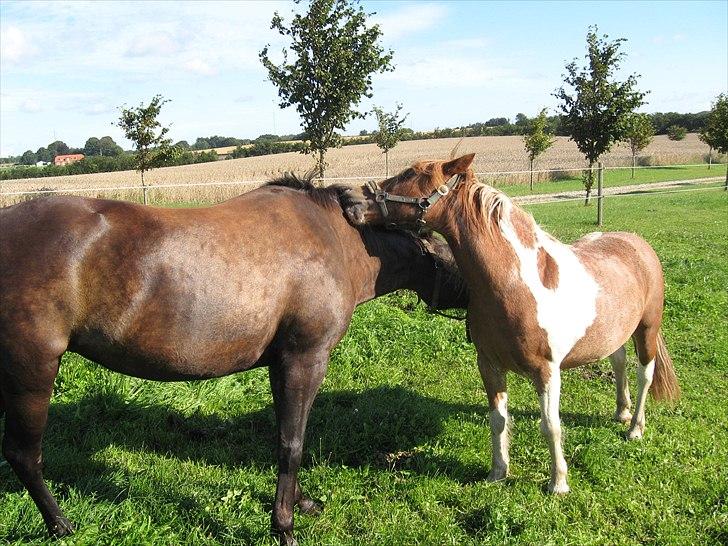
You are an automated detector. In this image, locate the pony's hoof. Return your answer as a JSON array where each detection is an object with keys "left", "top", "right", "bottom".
[
  {"left": 48, "top": 516, "right": 74, "bottom": 538},
  {"left": 614, "top": 410, "right": 632, "bottom": 424},
  {"left": 548, "top": 481, "right": 570, "bottom": 495},
  {"left": 486, "top": 468, "right": 508, "bottom": 482},
  {"left": 298, "top": 497, "right": 322, "bottom": 516},
  {"left": 627, "top": 426, "right": 644, "bottom": 440}
]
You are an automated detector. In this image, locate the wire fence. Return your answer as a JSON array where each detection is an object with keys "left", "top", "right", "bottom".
[{"left": 1, "top": 163, "right": 725, "bottom": 226}]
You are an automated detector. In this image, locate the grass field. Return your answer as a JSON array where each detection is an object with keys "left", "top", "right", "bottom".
[{"left": 1, "top": 189, "right": 726, "bottom": 545}]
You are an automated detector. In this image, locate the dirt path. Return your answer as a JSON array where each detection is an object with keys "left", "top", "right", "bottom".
[{"left": 512, "top": 176, "right": 725, "bottom": 205}]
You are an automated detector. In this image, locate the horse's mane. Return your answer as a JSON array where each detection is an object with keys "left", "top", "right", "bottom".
[
  {"left": 454, "top": 174, "right": 526, "bottom": 236},
  {"left": 265, "top": 172, "right": 350, "bottom": 211}
]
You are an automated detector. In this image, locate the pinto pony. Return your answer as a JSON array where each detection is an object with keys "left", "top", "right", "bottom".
[
  {"left": 344, "top": 154, "right": 679, "bottom": 494},
  {"left": 0, "top": 175, "right": 467, "bottom": 545}
]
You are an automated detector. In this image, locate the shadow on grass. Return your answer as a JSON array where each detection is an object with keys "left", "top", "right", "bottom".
[{"left": 0, "top": 386, "right": 616, "bottom": 542}]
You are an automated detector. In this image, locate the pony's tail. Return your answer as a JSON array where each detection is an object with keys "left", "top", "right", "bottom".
[{"left": 650, "top": 330, "right": 681, "bottom": 402}]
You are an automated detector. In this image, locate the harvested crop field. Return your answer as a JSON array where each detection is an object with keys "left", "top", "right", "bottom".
[{"left": 0, "top": 133, "right": 720, "bottom": 206}]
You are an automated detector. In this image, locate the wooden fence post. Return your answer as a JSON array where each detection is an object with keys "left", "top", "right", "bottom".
[{"left": 597, "top": 162, "right": 604, "bottom": 226}]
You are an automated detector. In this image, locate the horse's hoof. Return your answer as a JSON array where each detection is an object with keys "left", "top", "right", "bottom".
[
  {"left": 548, "top": 481, "right": 570, "bottom": 495},
  {"left": 48, "top": 516, "right": 74, "bottom": 538},
  {"left": 279, "top": 532, "right": 298, "bottom": 546},
  {"left": 486, "top": 468, "right": 508, "bottom": 482},
  {"left": 298, "top": 497, "right": 323, "bottom": 516},
  {"left": 614, "top": 410, "right": 632, "bottom": 424},
  {"left": 627, "top": 427, "right": 644, "bottom": 440}
]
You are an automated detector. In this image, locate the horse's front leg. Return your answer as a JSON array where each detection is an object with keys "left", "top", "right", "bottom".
[
  {"left": 478, "top": 356, "right": 510, "bottom": 482},
  {"left": 269, "top": 348, "right": 328, "bottom": 546},
  {"left": 536, "top": 364, "right": 569, "bottom": 494}
]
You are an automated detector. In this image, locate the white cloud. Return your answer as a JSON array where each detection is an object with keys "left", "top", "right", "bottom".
[
  {"left": 183, "top": 59, "right": 217, "bottom": 76},
  {"left": 0, "top": 25, "right": 38, "bottom": 64},
  {"left": 83, "top": 103, "right": 113, "bottom": 115},
  {"left": 19, "top": 99, "right": 42, "bottom": 113},
  {"left": 125, "top": 32, "right": 182, "bottom": 57},
  {"left": 372, "top": 3, "right": 448, "bottom": 40}
]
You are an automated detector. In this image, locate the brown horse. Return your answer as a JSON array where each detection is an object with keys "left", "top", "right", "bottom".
[
  {"left": 343, "top": 154, "right": 679, "bottom": 494},
  {"left": 0, "top": 175, "right": 467, "bottom": 545}
]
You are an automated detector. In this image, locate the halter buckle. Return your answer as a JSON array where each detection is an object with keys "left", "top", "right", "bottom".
[{"left": 436, "top": 184, "right": 450, "bottom": 196}]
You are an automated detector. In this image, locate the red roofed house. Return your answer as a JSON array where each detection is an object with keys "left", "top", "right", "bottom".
[{"left": 54, "top": 154, "right": 84, "bottom": 166}]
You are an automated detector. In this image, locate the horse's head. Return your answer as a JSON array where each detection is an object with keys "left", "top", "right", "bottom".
[{"left": 344, "top": 153, "right": 476, "bottom": 231}]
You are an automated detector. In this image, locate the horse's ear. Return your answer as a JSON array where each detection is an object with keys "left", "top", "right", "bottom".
[{"left": 443, "top": 153, "right": 475, "bottom": 176}]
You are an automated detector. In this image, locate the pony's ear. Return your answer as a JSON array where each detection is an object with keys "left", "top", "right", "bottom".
[{"left": 443, "top": 153, "right": 475, "bottom": 176}]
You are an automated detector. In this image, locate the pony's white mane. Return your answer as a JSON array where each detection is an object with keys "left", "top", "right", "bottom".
[{"left": 466, "top": 180, "right": 513, "bottom": 229}]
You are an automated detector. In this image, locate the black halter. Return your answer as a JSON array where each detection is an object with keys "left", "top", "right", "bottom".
[{"left": 366, "top": 174, "right": 463, "bottom": 233}]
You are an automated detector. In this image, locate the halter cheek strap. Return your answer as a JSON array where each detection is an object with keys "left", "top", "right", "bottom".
[{"left": 366, "top": 173, "right": 463, "bottom": 232}]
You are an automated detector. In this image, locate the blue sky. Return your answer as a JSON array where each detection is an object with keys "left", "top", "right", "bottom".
[{"left": 1, "top": 0, "right": 726, "bottom": 156}]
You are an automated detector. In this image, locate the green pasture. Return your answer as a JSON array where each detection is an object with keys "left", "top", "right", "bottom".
[
  {"left": 493, "top": 164, "right": 726, "bottom": 197},
  {"left": 1, "top": 189, "right": 726, "bottom": 545}
]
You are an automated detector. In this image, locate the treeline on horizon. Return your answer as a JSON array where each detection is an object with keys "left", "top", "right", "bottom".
[{"left": 0, "top": 110, "right": 713, "bottom": 181}]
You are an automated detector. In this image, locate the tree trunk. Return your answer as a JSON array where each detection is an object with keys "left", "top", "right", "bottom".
[
  {"left": 708, "top": 147, "right": 712, "bottom": 170},
  {"left": 385, "top": 150, "right": 389, "bottom": 177},
  {"left": 584, "top": 161, "right": 594, "bottom": 206},
  {"left": 529, "top": 158, "right": 534, "bottom": 191},
  {"left": 141, "top": 170, "right": 147, "bottom": 205},
  {"left": 724, "top": 163, "right": 727, "bottom": 191},
  {"left": 631, "top": 154, "right": 636, "bottom": 179},
  {"left": 317, "top": 149, "right": 325, "bottom": 179}
]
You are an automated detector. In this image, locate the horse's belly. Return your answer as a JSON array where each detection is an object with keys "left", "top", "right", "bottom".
[{"left": 69, "top": 329, "right": 271, "bottom": 381}]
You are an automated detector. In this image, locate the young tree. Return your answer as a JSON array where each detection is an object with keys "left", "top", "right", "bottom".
[
  {"left": 666, "top": 124, "right": 687, "bottom": 141},
  {"left": 554, "top": 26, "right": 647, "bottom": 204},
  {"left": 523, "top": 108, "right": 555, "bottom": 190},
  {"left": 372, "top": 103, "right": 408, "bottom": 176},
  {"left": 115, "top": 94, "right": 172, "bottom": 204},
  {"left": 699, "top": 93, "right": 728, "bottom": 188},
  {"left": 624, "top": 113, "right": 654, "bottom": 178},
  {"left": 260, "top": 0, "right": 393, "bottom": 177}
]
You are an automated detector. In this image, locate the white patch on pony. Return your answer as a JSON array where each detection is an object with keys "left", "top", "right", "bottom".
[
  {"left": 487, "top": 392, "right": 509, "bottom": 481},
  {"left": 500, "top": 210, "right": 600, "bottom": 364},
  {"left": 539, "top": 364, "right": 569, "bottom": 494},
  {"left": 583, "top": 232, "right": 603, "bottom": 242},
  {"left": 628, "top": 358, "right": 655, "bottom": 440}
]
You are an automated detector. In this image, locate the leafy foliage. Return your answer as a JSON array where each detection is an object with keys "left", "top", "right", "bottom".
[
  {"left": 373, "top": 103, "right": 408, "bottom": 175},
  {"left": 115, "top": 95, "right": 173, "bottom": 194},
  {"left": 624, "top": 113, "right": 654, "bottom": 177},
  {"left": 260, "top": 0, "right": 393, "bottom": 176},
  {"left": 698, "top": 93, "right": 728, "bottom": 155},
  {"left": 523, "top": 108, "right": 555, "bottom": 189},
  {"left": 666, "top": 125, "right": 687, "bottom": 141},
  {"left": 554, "top": 26, "right": 647, "bottom": 202}
]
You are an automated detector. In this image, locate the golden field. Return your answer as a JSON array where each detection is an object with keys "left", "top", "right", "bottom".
[{"left": 0, "top": 133, "right": 717, "bottom": 205}]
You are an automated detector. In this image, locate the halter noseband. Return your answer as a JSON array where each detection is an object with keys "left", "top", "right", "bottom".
[{"left": 366, "top": 173, "right": 463, "bottom": 232}]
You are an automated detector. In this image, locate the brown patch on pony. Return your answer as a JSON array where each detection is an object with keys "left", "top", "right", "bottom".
[
  {"left": 537, "top": 247, "right": 559, "bottom": 289},
  {"left": 510, "top": 208, "right": 537, "bottom": 249},
  {"left": 650, "top": 330, "right": 680, "bottom": 402}
]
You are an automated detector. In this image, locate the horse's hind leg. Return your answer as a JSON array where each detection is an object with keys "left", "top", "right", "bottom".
[
  {"left": 536, "top": 364, "right": 569, "bottom": 494},
  {"left": 628, "top": 325, "right": 657, "bottom": 440},
  {"left": 2, "top": 356, "right": 73, "bottom": 537},
  {"left": 478, "top": 357, "right": 509, "bottom": 482},
  {"left": 609, "top": 346, "right": 632, "bottom": 424},
  {"left": 269, "top": 348, "right": 328, "bottom": 546}
]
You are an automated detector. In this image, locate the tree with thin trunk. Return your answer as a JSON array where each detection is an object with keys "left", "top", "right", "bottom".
[
  {"left": 699, "top": 93, "right": 728, "bottom": 189},
  {"left": 523, "top": 108, "right": 555, "bottom": 191},
  {"left": 372, "top": 104, "right": 408, "bottom": 176},
  {"left": 116, "top": 95, "right": 172, "bottom": 205},
  {"left": 554, "top": 25, "right": 647, "bottom": 204},
  {"left": 624, "top": 113, "right": 654, "bottom": 178},
  {"left": 260, "top": 0, "right": 393, "bottom": 178}
]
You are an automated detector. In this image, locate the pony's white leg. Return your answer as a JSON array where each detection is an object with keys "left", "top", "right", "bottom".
[
  {"left": 609, "top": 346, "right": 632, "bottom": 423},
  {"left": 539, "top": 365, "right": 569, "bottom": 494},
  {"left": 628, "top": 358, "right": 655, "bottom": 440},
  {"left": 478, "top": 358, "right": 509, "bottom": 482}
]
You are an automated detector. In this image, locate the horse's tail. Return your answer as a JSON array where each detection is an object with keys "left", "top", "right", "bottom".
[{"left": 650, "top": 330, "right": 680, "bottom": 402}]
